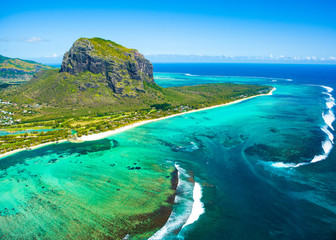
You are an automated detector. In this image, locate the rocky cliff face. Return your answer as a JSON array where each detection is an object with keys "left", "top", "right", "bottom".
[{"left": 60, "top": 38, "right": 154, "bottom": 96}]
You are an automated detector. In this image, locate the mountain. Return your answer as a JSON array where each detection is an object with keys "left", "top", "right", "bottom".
[
  {"left": 0, "top": 55, "right": 53, "bottom": 84},
  {"left": 60, "top": 37, "right": 154, "bottom": 96},
  {"left": 1, "top": 37, "right": 162, "bottom": 110},
  {"left": 0, "top": 37, "right": 271, "bottom": 158},
  {"left": 0, "top": 38, "right": 271, "bottom": 116}
]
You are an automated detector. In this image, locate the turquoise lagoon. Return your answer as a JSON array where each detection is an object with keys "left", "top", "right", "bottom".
[
  {"left": 0, "top": 129, "right": 57, "bottom": 136},
  {"left": 0, "top": 64, "right": 335, "bottom": 239}
]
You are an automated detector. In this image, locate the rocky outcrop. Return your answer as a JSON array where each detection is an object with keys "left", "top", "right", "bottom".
[{"left": 60, "top": 38, "right": 154, "bottom": 96}]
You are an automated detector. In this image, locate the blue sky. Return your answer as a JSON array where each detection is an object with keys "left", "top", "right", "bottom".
[{"left": 1, "top": 0, "right": 336, "bottom": 63}]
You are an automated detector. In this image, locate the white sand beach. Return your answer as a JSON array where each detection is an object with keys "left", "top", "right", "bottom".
[
  {"left": 79, "top": 87, "right": 276, "bottom": 141},
  {"left": 0, "top": 87, "right": 275, "bottom": 158},
  {"left": 0, "top": 139, "right": 68, "bottom": 159}
]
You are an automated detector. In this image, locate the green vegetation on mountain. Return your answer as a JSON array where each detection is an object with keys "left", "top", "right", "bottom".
[
  {"left": 0, "top": 80, "right": 271, "bottom": 154},
  {"left": 0, "top": 54, "right": 53, "bottom": 84},
  {"left": 2, "top": 69, "right": 270, "bottom": 110},
  {"left": 60, "top": 37, "right": 154, "bottom": 96},
  {"left": 0, "top": 37, "right": 272, "bottom": 154},
  {"left": 83, "top": 37, "right": 135, "bottom": 60},
  {"left": 0, "top": 37, "right": 272, "bottom": 238}
]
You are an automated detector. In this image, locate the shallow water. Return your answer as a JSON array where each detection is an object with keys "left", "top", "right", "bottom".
[
  {"left": 0, "top": 138, "right": 175, "bottom": 239},
  {"left": 151, "top": 68, "right": 336, "bottom": 240},
  {"left": 0, "top": 128, "right": 57, "bottom": 136},
  {"left": 0, "top": 64, "right": 336, "bottom": 239}
]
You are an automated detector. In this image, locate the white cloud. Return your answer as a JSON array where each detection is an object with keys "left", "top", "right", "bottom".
[
  {"left": 44, "top": 53, "right": 60, "bottom": 58},
  {"left": 25, "top": 37, "right": 43, "bottom": 43}
]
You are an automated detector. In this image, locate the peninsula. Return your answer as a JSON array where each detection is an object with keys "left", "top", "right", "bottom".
[
  {"left": 0, "top": 37, "right": 272, "bottom": 155},
  {"left": 0, "top": 37, "right": 274, "bottom": 239}
]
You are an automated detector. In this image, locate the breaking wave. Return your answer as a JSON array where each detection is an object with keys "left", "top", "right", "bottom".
[
  {"left": 172, "top": 142, "right": 199, "bottom": 152},
  {"left": 180, "top": 182, "right": 204, "bottom": 229},
  {"left": 272, "top": 85, "right": 335, "bottom": 168},
  {"left": 149, "top": 165, "right": 204, "bottom": 239},
  {"left": 185, "top": 74, "right": 199, "bottom": 77}
]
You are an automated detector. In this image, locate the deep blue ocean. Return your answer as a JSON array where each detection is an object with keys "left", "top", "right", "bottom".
[
  {"left": 0, "top": 63, "right": 335, "bottom": 239},
  {"left": 151, "top": 63, "right": 336, "bottom": 240},
  {"left": 153, "top": 63, "right": 336, "bottom": 87}
]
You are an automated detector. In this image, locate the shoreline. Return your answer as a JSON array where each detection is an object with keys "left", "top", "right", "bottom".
[
  {"left": 79, "top": 87, "right": 276, "bottom": 141},
  {"left": 0, "top": 139, "right": 68, "bottom": 159},
  {"left": 0, "top": 87, "right": 275, "bottom": 159}
]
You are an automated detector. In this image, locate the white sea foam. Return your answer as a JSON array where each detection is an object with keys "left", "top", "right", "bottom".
[
  {"left": 295, "top": 162, "right": 310, "bottom": 167},
  {"left": 271, "top": 162, "right": 298, "bottom": 168},
  {"left": 325, "top": 93, "right": 335, "bottom": 99},
  {"left": 181, "top": 182, "right": 205, "bottom": 229},
  {"left": 323, "top": 90, "right": 335, "bottom": 110},
  {"left": 322, "top": 140, "right": 333, "bottom": 155},
  {"left": 321, "top": 85, "right": 335, "bottom": 131},
  {"left": 310, "top": 139, "right": 332, "bottom": 163},
  {"left": 273, "top": 137, "right": 334, "bottom": 168},
  {"left": 304, "top": 99, "right": 335, "bottom": 164},
  {"left": 189, "top": 142, "right": 199, "bottom": 151},
  {"left": 326, "top": 100, "right": 335, "bottom": 109},
  {"left": 273, "top": 136, "right": 335, "bottom": 168},
  {"left": 272, "top": 160, "right": 312, "bottom": 168},
  {"left": 310, "top": 155, "right": 326, "bottom": 163},
  {"left": 322, "top": 110, "right": 335, "bottom": 131},
  {"left": 149, "top": 165, "right": 197, "bottom": 240},
  {"left": 185, "top": 74, "right": 199, "bottom": 77},
  {"left": 321, "top": 126, "right": 334, "bottom": 143},
  {"left": 269, "top": 78, "right": 292, "bottom": 82},
  {"left": 154, "top": 77, "right": 178, "bottom": 80},
  {"left": 324, "top": 92, "right": 335, "bottom": 100},
  {"left": 272, "top": 85, "right": 335, "bottom": 169},
  {"left": 321, "top": 85, "right": 334, "bottom": 93}
]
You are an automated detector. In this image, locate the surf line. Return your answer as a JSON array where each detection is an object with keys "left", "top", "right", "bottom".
[
  {"left": 180, "top": 182, "right": 205, "bottom": 229},
  {"left": 149, "top": 165, "right": 205, "bottom": 239},
  {"left": 272, "top": 85, "right": 335, "bottom": 168},
  {"left": 309, "top": 86, "right": 335, "bottom": 163}
]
